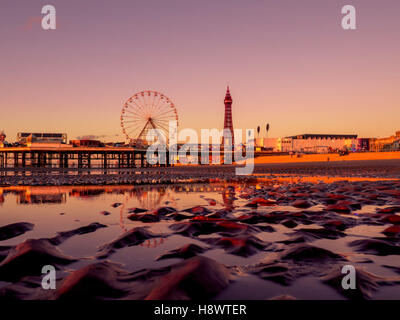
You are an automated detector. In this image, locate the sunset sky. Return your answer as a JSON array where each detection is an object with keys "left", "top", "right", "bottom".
[{"left": 1, "top": 0, "right": 399, "bottom": 142}]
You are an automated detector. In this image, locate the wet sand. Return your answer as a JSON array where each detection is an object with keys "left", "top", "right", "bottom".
[
  {"left": 1, "top": 159, "right": 400, "bottom": 186},
  {"left": 1, "top": 160, "right": 400, "bottom": 300}
]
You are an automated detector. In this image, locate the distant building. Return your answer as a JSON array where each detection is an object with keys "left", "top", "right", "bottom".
[
  {"left": 393, "top": 139, "right": 400, "bottom": 151},
  {"left": 280, "top": 134, "right": 358, "bottom": 153},
  {"left": 18, "top": 133, "right": 67, "bottom": 145},
  {"left": 254, "top": 138, "right": 280, "bottom": 152},
  {"left": 252, "top": 134, "right": 359, "bottom": 153},
  {"left": 357, "top": 138, "right": 370, "bottom": 152},
  {"left": 0, "top": 130, "right": 6, "bottom": 148},
  {"left": 70, "top": 139, "right": 104, "bottom": 147},
  {"left": 370, "top": 131, "right": 400, "bottom": 152},
  {"left": 113, "top": 142, "right": 126, "bottom": 147}
]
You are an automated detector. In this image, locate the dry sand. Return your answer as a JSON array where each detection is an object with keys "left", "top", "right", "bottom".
[{"left": 252, "top": 151, "right": 400, "bottom": 164}]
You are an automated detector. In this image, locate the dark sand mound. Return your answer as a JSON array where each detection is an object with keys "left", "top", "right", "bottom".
[
  {"left": 0, "top": 276, "right": 46, "bottom": 300},
  {"left": 169, "top": 221, "right": 220, "bottom": 237},
  {"left": 292, "top": 200, "right": 313, "bottom": 209},
  {"left": 348, "top": 239, "right": 400, "bottom": 256},
  {"left": 0, "top": 222, "right": 34, "bottom": 241},
  {"left": 203, "top": 235, "right": 269, "bottom": 257},
  {"left": 97, "top": 227, "right": 164, "bottom": 258},
  {"left": 0, "top": 239, "right": 77, "bottom": 282},
  {"left": 169, "top": 220, "right": 254, "bottom": 237},
  {"left": 145, "top": 256, "right": 233, "bottom": 300},
  {"left": 111, "top": 202, "right": 122, "bottom": 208},
  {"left": 182, "top": 206, "right": 212, "bottom": 214},
  {"left": 49, "top": 222, "right": 107, "bottom": 245},
  {"left": 281, "top": 219, "right": 298, "bottom": 228},
  {"left": 245, "top": 197, "right": 277, "bottom": 208},
  {"left": 279, "top": 236, "right": 309, "bottom": 245},
  {"left": 127, "top": 213, "right": 160, "bottom": 223},
  {"left": 156, "top": 243, "right": 207, "bottom": 261},
  {"left": 247, "top": 262, "right": 293, "bottom": 285},
  {"left": 128, "top": 208, "right": 195, "bottom": 222},
  {"left": 0, "top": 256, "right": 234, "bottom": 300},
  {"left": 0, "top": 246, "right": 12, "bottom": 263},
  {"left": 377, "top": 206, "right": 400, "bottom": 214},
  {"left": 236, "top": 212, "right": 281, "bottom": 225},
  {"left": 381, "top": 215, "right": 400, "bottom": 224},
  {"left": 323, "top": 219, "right": 349, "bottom": 231},
  {"left": 382, "top": 225, "right": 400, "bottom": 238},
  {"left": 155, "top": 206, "right": 177, "bottom": 215},
  {"left": 165, "top": 211, "right": 195, "bottom": 221},
  {"left": 321, "top": 266, "right": 400, "bottom": 299},
  {"left": 1, "top": 261, "right": 134, "bottom": 300},
  {"left": 55, "top": 261, "right": 130, "bottom": 299},
  {"left": 325, "top": 204, "right": 352, "bottom": 214},
  {"left": 245, "top": 244, "right": 346, "bottom": 285},
  {"left": 279, "top": 244, "right": 344, "bottom": 262},
  {"left": 127, "top": 207, "right": 148, "bottom": 214},
  {"left": 287, "top": 227, "right": 346, "bottom": 241}
]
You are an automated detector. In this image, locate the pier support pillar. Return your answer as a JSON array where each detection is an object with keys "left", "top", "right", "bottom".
[
  {"left": 140, "top": 153, "right": 144, "bottom": 167},
  {"left": 22, "top": 152, "right": 26, "bottom": 167},
  {"left": 59, "top": 153, "right": 63, "bottom": 168},
  {"left": 103, "top": 153, "right": 108, "bottom": 168},
  {"left": 13, "top": 152, "right": 18, "bottom": 167},
  {"left": 64, "top": 154, "right": 69, "bottom": 168},
  {"left": 78, "top": 153, "right": 83, "bottom": 168}
]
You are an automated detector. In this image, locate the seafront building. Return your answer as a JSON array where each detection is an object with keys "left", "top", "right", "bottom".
[
  {"left": 70, "top": 139, "right": 104, "bottom": 147},
  {"left": 0, "top": 131, "right": 6, "bottom": 148},
  {"left": 17, "top": 132, "right": 68, "bottom": 148},
  {"left": 394, "top": 139, "right": 400, "bottom": 151},
  {"left": 254, "top": 131, "right": 400, "bottom": 153},
  {"left": 370, "top": 131, "right": 400, "bottom": 152},
  {"left": 280, "top": 134, "right": 358, "bottom": 153},
  {"left": 254, "top": 134, "right": 358, "bottom": 153}
]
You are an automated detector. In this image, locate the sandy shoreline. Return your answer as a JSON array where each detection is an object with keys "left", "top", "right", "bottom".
[
  {"left": 252, "top": 151, "right": 400, "bottom": 164},
  {"left": 1, "top": 158, "right": 400, "bottom": 186}
]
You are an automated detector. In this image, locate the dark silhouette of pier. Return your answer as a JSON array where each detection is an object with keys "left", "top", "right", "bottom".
[{"left": 0, "top": 146, "right": 169, "bottom": 168}]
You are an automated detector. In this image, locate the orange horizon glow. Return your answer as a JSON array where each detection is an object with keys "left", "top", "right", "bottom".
[{"left": 1, "top": 0, "right": 400, "bottom": 143}]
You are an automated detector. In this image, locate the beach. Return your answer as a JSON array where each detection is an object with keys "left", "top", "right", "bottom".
[
  {"left": 1, "top": 156, "right": 400, "bottom": 186},
  {"left": 1, "top": 158, "right": 400, "bottom": 299}
]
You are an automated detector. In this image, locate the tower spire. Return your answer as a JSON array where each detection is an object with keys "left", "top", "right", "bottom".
[
  {"left": 224, "top": 85, "right": 232, "bottom": 103},
  {"left": 222, "top": 85, "right": 234, "bottom": 149}
]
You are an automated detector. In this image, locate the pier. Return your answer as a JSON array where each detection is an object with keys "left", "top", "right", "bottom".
[
  {"left": 0, "top": 146, "right": 171, "bottom": 169},
  {"left": 0, "top": 145, "right": 277, "bottom": 170}
]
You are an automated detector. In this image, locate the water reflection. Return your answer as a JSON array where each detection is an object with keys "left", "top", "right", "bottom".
[
  {"left": 0, "top": 183, "right": 248, "bottom": 239},
  {"left": 0, "top": 184, "right": 241, "bottom": 207},
  {"left": 222, "top": 186, "right": 236, "bottom": 209}
]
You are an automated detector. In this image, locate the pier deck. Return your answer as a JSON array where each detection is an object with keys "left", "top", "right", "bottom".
[{"left": 0, "top": 146, "right": 168, "bottom": 168}]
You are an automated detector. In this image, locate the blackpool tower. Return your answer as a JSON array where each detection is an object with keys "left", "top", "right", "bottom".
[{"left": 222, "top": 86, "right": 234, "bottom": 149}]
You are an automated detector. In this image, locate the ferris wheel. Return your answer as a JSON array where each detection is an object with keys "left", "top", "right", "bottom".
[{"left": 120, "top": 91, "right": 178, "bottom": 146}]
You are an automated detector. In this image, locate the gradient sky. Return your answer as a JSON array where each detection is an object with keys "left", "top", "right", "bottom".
[{"left": 1, "top": 0, "right": 399, "bottom": 142}]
